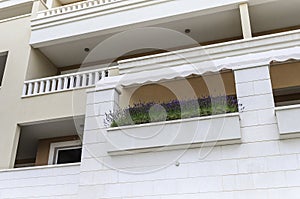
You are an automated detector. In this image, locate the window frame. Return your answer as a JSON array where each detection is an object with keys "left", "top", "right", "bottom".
[
  {"left": 48, "top": 140, "right": 82, "bottom": 165},
  {"left": 0, "top": 51, "right": 8, "bottom": 87}
]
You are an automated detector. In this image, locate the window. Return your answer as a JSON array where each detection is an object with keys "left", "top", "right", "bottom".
[
  {"left": 48, "top": 140, "right": 82, "bottom": 165},
  {"left": 270, "top": 61, "right": 300, "bottom": 106},
  {"left": 0, "top": 52, "right": 8, "bottom": 86}
]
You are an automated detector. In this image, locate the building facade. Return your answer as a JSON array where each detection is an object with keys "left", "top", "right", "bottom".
[{"left": 1, "top": 0, "right": 300, "bottom": 198}]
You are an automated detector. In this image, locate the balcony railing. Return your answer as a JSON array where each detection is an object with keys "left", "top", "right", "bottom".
[
  {"left": 37, "top": 0, "right": 122, "bottom": 18},
  {"left": 22, "top": 68, "right": 108, "bottom": 97}
]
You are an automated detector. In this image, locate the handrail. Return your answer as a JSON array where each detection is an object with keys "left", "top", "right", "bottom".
[
  {"left": 22, "top": 68, "right": 108, "bottom": 97},
  {"left": 24, "top": 68, "right": 106, "bottom": 83},
  {"left": 37, "top": 0, "right": 122, "bottom": 18}
]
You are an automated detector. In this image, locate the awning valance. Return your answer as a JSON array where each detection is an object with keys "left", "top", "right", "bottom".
[
  {"left": 117, "top": 46, "right": 300, "bottom": 87},
  {"left": 95, "top": 46, "right": 300, "bottom": 89},
  {"left": 119, "top": 62, "right": 228, "bottom": 87}
]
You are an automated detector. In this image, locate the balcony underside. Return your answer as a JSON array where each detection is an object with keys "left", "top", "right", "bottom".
[{"left": 30, "top": 0, "right": 300, "bottom": 68}]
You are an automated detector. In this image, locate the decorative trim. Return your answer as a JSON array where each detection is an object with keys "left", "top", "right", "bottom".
[{"left": 0, "top": 162, "right": 80, "bottom": 173}]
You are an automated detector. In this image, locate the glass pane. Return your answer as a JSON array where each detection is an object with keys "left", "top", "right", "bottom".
[{"left": 57, "top": 148, "right": 82, "bottom": 164}]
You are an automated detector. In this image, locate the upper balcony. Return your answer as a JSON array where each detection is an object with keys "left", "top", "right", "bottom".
[{"left": 28, "top": 0, "right": 300, "bottom": 73}]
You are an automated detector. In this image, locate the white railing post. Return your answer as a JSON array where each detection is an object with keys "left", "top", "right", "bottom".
[
  {"left": 45, "top": 80, "right": 51, "bottom": 93},
  {"left": 95, "top": 71, "right": 100, "bottom": 82},
  {"left": 63, "top": 77, "right": 69, "bottom": 90},
  {"left": 39, "top": 81, "right": 45, "bottom": 93},
  {"left": 101, "top": 70, "right": 106, "bottom": 79},
  {"left": 82, "top": 74, "right": 87, "bottom": 87},
  {"left": 51, "top": 79, "right": 57, "bottom": 92},
  {"left": 70, "top": 76, "right": 75, "bottom": 89},
  {"left": 33, "top": 82, "right": 39, "bottom": 94},
  {"left": 76, "top": 74, "right": 81, "bottom": 87},
  {"left": 88, "top": 73, "right": 93, "bottom": 86},
  {"left": 57, "top": 78, "right": 63, "bottom": 91},
  {"left": 28, "top": 83, "right": 33, "bottom": 95},
  {"left": 22, "top": 84, "right": 28, "bottom": 96}
]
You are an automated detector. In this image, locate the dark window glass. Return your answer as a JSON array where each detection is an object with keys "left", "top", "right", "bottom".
[
  {"left": 56, "top": 147, "right": 82, "bottom": 164},
  {"left": 0, "top": 52, "right": 8, "bottom": 86}
]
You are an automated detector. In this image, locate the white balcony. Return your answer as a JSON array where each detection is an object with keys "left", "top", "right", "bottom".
[
  {"left": 37, "top": 0, "right": 123, "bottom": 18},
  {"left": 107, "top": 113, "right": 241, "bottom": 155},
  {"left": 22, "top": 68, "right": 108, "bottom": 97},
  {"left": 0, "top": 163, "right": 80, "bottom": 198},
  {"left": 275, "top": 104, "right": 300, "bottom": 139}
]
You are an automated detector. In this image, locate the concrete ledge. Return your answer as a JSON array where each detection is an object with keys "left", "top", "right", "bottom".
[
  {"left": 106, "top": 113, "right": 241, "bottom": 155},
  {"left": 275, "top": 105, "right": 300, "bottom": 139}
]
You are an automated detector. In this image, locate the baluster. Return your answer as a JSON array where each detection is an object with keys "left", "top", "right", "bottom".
[
  {"left": 101, "top": 70, "right": 106, "bottom": 79},
  {"left": 45, "top": 80, "right": 51, "bottom": 93},
  {"left": 82, "top": 74, "right": 87, "bottom": 87},
  {"left": 39, "top": 81, "right": 45, "bottom": 93},
  {"left": 57, "top": 78, "right": 63, "bottom": 91},
  {"left": 70, "top": 76, "right": 75, "bottom": 89},
  {"left": 75, "top": 75, "right": 81, "bottom": 87},
  {"left": 22, "top": 84, "right": 28, "bottom": 96},
  {"left": 28, "top": 83, "right": 33, "bottom": 95},
  {"left": 51, "top": 79, "right": 57, "bottom": 92},
  {"left": 63, "top": 77, "right": 69, "bottom": 90},
  {"left": 33, "top": 82, "right": 39, "bottom": 94},
  {"left": 88, "top": 73, "right": 93, "bottom": 86},
  {"left": 95, "top": 71, "right": 100, "bottom": 82}
]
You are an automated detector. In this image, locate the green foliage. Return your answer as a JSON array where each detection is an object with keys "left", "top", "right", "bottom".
[{"left": 105, "top": 95, "right": 238, "bottom": 127}]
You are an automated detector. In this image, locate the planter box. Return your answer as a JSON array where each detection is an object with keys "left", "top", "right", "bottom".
[
  {"left": 275, "top": 104, "right": 300, "bottom": 138},
  {"left": 106, "top": 113, "right": 241, "bottom": 155}
]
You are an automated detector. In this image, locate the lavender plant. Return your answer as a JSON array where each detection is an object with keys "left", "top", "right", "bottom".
[{"left": 105, "top": 95, "right": 238, "bottom": 127}]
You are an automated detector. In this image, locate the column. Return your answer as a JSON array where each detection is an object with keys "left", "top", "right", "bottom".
[
  {"left": 234, "top": 65, "right": 278, "bottom": 142},
  {"left": 239, "top": 3, "right": 252, "bottom": 39}
]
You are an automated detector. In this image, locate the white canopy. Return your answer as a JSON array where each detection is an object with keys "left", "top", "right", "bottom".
[
  {"left": 96, "top": 46, "right": 300, "bottom": 89},
  {"left": 117, "top": 46, "right": 300, "bottom": 87}
]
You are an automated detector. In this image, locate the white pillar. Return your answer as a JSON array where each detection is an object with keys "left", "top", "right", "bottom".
[
  {"left": 239, "top": 3, "right": 252, "bottom": 39},
  {"left": 234, "top": 65, "right": 277, "bottom": 142}
]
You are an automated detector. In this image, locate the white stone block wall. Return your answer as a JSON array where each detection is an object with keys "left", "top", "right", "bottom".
[
  {"left": 79, "top": 64, "right": 300, "bottom": 199},
  {"left": 0, "top": 164, "right": 80, "bottom": 199}
]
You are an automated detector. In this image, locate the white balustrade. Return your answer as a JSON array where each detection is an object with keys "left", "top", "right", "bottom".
[
  {"left": 37, "top": 0, "right": 122, "bottom": 18},
  {"left": 22, "top": 69, "right": 108, "bottom": 97}
]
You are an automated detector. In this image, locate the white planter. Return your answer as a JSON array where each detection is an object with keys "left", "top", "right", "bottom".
[
  {"left": 106, "top": 113, "right": 241, "bottom": 155},
  {"left": 275, "top": 104, "right": 300, "bottom": 138}
]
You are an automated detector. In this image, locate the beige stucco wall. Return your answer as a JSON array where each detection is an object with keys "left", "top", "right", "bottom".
[
  {"left": 19, "top": 89, "right": 86, "bottom": 124},
  {"left": 35, "top": 135, "right": 79, "bottom": 166},
  {"left": 26, "top": 48, "right": 58, "bottom": 80},
  {"left": 0, "top": 15, "right": 32, "bottom": 169},
  {"left": 124, "top": 71, "right": 236, "bottom": 106},
  {"left": 0, "top": 5, "right": 86, "bottom": 169},
  {"left": 270, "top": 61, "right": 300, "bottom": 89}
]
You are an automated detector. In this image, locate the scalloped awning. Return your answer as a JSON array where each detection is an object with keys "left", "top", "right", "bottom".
[{"left": 117, "top": 46, "right": 300, "bottom": 87}]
